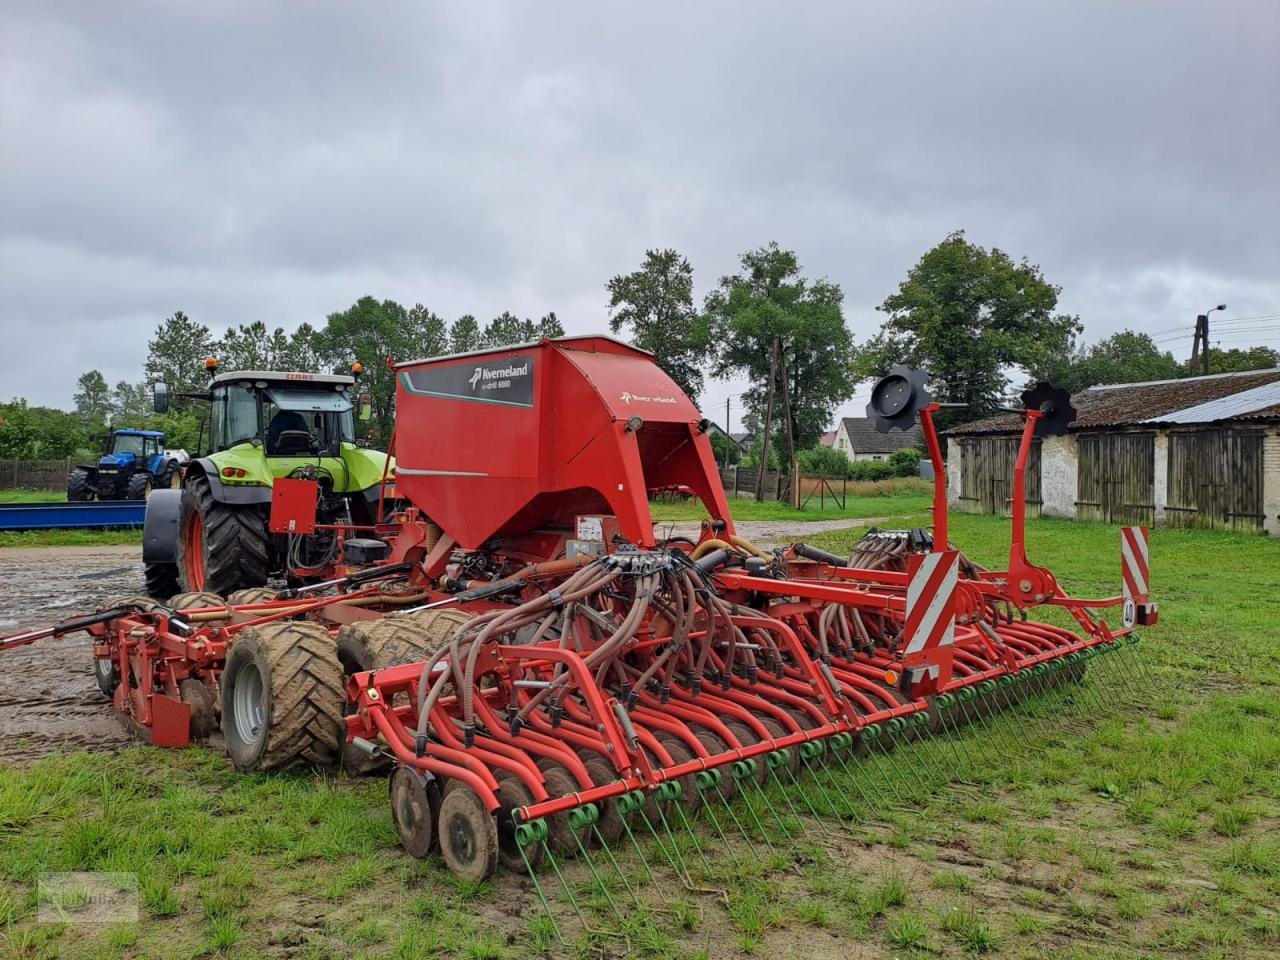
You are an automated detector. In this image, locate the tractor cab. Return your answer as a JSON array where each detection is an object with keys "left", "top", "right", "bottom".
[
  {"left": 204, "top": 372, "right": 358, "bottom": 457},
  {"left": 102, "top": 429, "right": 164, "bottom": 465}
]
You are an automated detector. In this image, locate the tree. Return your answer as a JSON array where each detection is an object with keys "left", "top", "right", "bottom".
[
  {"left": 450, "top": 315, "right": 482, "bottom": 353},
  {"left": 0, "top": 400, "right": 87, "bottom": 459},
  {"left": 144, "top": 311, "right": 215, "bottom": 407},
  {"left": 709, "top": 430, "right": 741, "bottom": 466},
  {"left": 1032, "top": 330, "right": 1183, "bottom": 393},
  {"left": 314, "top": 297, "right": 452, "bottom": 441},
  {"left": 705, "top": 243, "right": 856, "bottom": 456},
  {"left": 73, "top": 370, "right": 112, "bottom": 427},
  {"left": 215, "top": 321, "right": 296, "bottom": 372},
  {"left": 479, "top": 311, "right": 565, "bottom": 349},
  {"left": 607, "top": 250, "right": 711, "bottom": 398},
  {"left": 856, "top": 232, "right": 1082, "bottom": 424},
  {"left": 1200, "top": 345, "right": 1280, "bottom": 375},
  {"left": 112, "top": 380, "right": 152, "bottom": 424}
]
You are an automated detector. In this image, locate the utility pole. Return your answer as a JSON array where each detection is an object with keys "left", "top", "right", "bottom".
[
  {"left": 724, "top": 396, "right": 731, "bottom": 470},
  {"left": 777, "top": 344, "right": 799, "bottom": 508},
  {"left": 1190, "top": 304, "right": 1227, "bottom": 376},
  {"left": 754, "top": 337, "right": 780, "bottom": 502}
]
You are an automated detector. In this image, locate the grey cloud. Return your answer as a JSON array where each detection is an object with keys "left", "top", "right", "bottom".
[{"left": 1, "top": 0, "right": 1277, "bottom": 416}]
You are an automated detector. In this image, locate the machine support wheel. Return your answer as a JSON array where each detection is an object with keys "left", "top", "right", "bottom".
[
  {"left": 390, "top": 767, "right": 439, "bottom": 858},
  {"left": 180, "top": 678, "right": 217, "bottom": 739},
  {"left": 177, "top": 476, "right": 269, "bottom": 596},
  {"left": 227, "top": 587, "right": 278, "bottom": 605},
  {"left": 437, "top": 784, "right": 498, "bottom": 881},
  {"left": 537, "top": 763, "right": 589, "bottom": 856},
  {"left": 95, "top": 596, "right": 158, "bottom": 697},
  {"left": 493, "top": 771, "right": 543, "bottom": 872},
  {"left": 220, "top": 621, "right": 343, "bottom": 772}
]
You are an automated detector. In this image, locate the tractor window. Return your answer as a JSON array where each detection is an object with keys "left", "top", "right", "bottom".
[
  {"left": 223, "top": 384, "right": 261, "bottom": 448},
  {"left": 110, "top": 434, "right": 146, "bottom": 456}
]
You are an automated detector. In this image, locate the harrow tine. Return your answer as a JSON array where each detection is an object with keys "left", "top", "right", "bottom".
[
  {"left": 801, "top": 738, "right": 869, "bottom": 821},
  {"left": 614, "top": 792, "right": 662, "bottom": 888},
  {"left": 515, "top": 820, "right": 570, "bottom": 947}
]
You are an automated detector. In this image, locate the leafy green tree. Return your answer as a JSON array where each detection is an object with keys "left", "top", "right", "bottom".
[
  {"left": 144, "top": 311, "right": 216, "bottom": 407},
  {"left": 112, "top": 381, "right": 153, "bottom": 424},
  {"left": 73, "top": 370, "right": 112, "bottom": 427},
  {"left": 709, "top": 430, "right": 741, "bottom": 466},
  {"left": 215, "top": 321, "right": 296, "bottom": 372},
  {"left": 536, "top": 312, "right": 565, "bottom": 339},
  {"left": 315, "top": 298, "right": 451, "bottom": 441},
  {"left": 705, "top": 243, "right": 855, "bottom": 453},
  {"left": 479, "top": 311, "right": 564, "bottom": 349},
  {"left": 607, "top": 249, "right": 711, "bottom": 398},
  {"left": 449, "top": 315, "right": 482, "bottom": 353},
  {"left": 1033, "top": 330, "right": 1183, "bottom": 393},
  {"left": 0, "top": 400, "right": 86, "bottom": 459},
  {"left": 1201, "top": 345, "right": 1280, "bottom": 375},
  {"left": 856, "top": 232, "right": 1081, "bottom": 424}
]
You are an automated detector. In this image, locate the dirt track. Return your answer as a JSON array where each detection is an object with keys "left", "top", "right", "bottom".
[
  {"left": 0, "top": 518, "right": 883, "bottom": 767},
  {"left": 0, "top": 546, "right": 144, "bottom": 764}
]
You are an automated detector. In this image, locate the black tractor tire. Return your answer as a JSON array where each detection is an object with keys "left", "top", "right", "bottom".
[
  {"left": 220, "top": 621, "right": 343, "bottom": 772},
  {"left": 177, "top": 476, "right": 270, "bottom": 596},
  {"left": 67, "top": 468, "right": 94, "bottom": 502},
  {"left": 154, "top": 462, "right": 180, "bottom": 491},
  {"left": 126, "top": 472, "right": 152, "bottom": 501},
  {"left": 144, "top": 562, "right": 181, "bottom": 603},
  {"left": 335, "top": 616, "right": 457, "bottom": 774}
]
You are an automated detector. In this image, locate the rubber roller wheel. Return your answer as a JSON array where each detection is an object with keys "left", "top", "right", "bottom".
[
  {"left": 391, "top": 767, "right": 439, "bottom": 858},
  {"left": 170, "top": 591, "right": 231, "bottom": 619},
  {"left": 437, "top": 783, "right": 498, "bottom": 881},
  {"left": 180, "top": 678, "right": 217, "bottom": 740},
  {"left": 493, "top": 770, "right": 543, "bottom": 872},
  {"left": 576, "top": 752, "right": 625, "bottom": 842},
  {"left": 653, "top": 733, "right": 702, "bottom": 813},
  {"left": 536, "top": 762, "right": 590, "bottom": 856},
  {"left": 220, "top": 621, "right": 343, "bottom": 772},
  {"left": 227, "top": 587, "right": 278, "bottom": 605}
]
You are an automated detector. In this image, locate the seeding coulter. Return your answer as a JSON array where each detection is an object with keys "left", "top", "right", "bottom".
[{"left": 2, "top": 336, "right": 1156, "bottom": 937}]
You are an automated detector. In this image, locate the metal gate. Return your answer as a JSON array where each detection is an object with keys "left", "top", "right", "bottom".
[
  {"left": 957, "top": 437, "right": 1042, "bottom": 517},
  {"left": 1076, "top": 433, "right": 1155, "bottom": 525},
  {"left": 1165, "top": 429, "right": 1265, "bottom": 531}
]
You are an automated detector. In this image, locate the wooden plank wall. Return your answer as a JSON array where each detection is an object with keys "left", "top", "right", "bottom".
[
  {"left": 1076, "top": 433, "right": 1155, "bottom": 524},
  {"left": 1165, "top": 429, "right": 1265, "bottom": 531},
  {"left": 956, "top": 437, "right": 1041, "bottom": 516}
]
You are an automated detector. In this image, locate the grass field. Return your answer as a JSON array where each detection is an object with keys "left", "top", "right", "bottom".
[
  {"left": 1, "top": 516, "right": 1277, "bottom": 959},
  {"left": 0, "top": 490, "right": 64, "bottom": 504},
  {"left": 652, "top": 478, "right": 932, "bottom": 523},
  {"left": 0, "top": 489, "right": 143, "bottom": 548}
]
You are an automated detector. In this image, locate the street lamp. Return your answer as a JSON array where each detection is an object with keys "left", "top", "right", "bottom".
[{"left": 1193, "top": 304, "right": 1228, "bottom": 375}]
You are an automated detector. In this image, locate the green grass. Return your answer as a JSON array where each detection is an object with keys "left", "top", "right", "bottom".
[
  {"left": 0, "top": 529, "right": 142, "bottom": 548},
  {"left": 650, "top": 477, "right": 933, "bottom": 522},
  {"left": 0, "top": 488, "right": 142, "bottom": 548},
  {"left": 1, "top": 514, "right": 1277, "bottom": 958},
  {"left": 0, "top": 489, "right": 64, "bottom": 504}
]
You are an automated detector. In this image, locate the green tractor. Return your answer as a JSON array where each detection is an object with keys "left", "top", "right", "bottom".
[{"left": 143, "top": 361, "right": 394, "bottom": 600}]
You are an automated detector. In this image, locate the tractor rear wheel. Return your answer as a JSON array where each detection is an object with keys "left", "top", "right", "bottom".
[
  {"left": 144, "top": 562, "right": 180, "bottom": 603},
  {"left": 67, "top": 468, "right": 94, "bottom": 502},
  {"left": 177, "top": 476, "right": 270, "bottom": 596},
  {"left": 220, "top": 621, "right": 343, "bottom": 772},
  {"left": 126, "top": 472, "right": 152, "bottom": 501}
]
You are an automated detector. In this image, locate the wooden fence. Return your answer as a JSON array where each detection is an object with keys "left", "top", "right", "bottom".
[
  {"left": 954, "top": 437, "right": 1042, "bottom": 517},
  {"left": 0, "top": 459, "right": 75, "bottom": 491}
]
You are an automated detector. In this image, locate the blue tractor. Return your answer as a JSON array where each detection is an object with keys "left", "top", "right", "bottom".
[{"left": 67, "top": 429, "right": 183, "bottom": 502}]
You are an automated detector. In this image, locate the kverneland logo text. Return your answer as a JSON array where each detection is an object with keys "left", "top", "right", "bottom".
[{"left": 469, "top": 361, "right": 529, "bottom": 388}]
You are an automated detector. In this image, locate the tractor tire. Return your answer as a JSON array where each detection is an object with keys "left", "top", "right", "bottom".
[
  {"left": 67, "top": 468, "right": 94, "bottom": 502},
  {"left": 177, "top": 476, "right": 270, "bottom": 596},
  {"left": 144, "top": 562, "right": 181, "bottom": 603},
  {"left": 336, "top": 617, "right": 452, "bottom": 774},
  {"left": 170, "top": 591, "right": 231, "bottom": 622},
  {"left": 154, "top": 462, "right": 180, "bottom": 491},
  {"left": 220, "top": 621, "right": 343, "bottom": 772},
  {"left": 227, "top": 587, "right": 279, "bottom": 605},
  {"left": 126, "top": 472, "right": 152, "bottom": 501}
]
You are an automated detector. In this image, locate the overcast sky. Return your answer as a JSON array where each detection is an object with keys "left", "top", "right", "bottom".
[{"left": 2, "top": 1, "right": 1277, "bottom": 429}]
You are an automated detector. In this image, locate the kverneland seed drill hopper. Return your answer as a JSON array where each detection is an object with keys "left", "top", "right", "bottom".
[{"left": 2, "top": 336, "right": 1155, "bottom": 939}]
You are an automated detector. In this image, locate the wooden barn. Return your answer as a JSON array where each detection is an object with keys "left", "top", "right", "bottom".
[{"left": 945, "top": 368, "right": 1280, "bottom": 535}]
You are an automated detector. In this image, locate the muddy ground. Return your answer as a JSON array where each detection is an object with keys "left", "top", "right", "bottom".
[
  {"left": 0, "top": 545, "right": 144, "bottom": 764},
  {"left": 0, "top": 518, "right": 880, "bottom": 767}
]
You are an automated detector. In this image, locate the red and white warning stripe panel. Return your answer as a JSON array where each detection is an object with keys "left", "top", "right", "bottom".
[
  {"left": 903, "top": 549, "right": 960, "bottom": 657},
  {"left": 1120, "top": 526, "right": 1157, "bottom": 627}
]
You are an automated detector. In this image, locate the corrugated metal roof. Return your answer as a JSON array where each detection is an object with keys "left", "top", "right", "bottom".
[
  {"left": 947, "top": 367, "right": 1280, "bottom": 435},
  {"left": 1144, "top": 380, "right": 1280, "bottom": 424}
]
